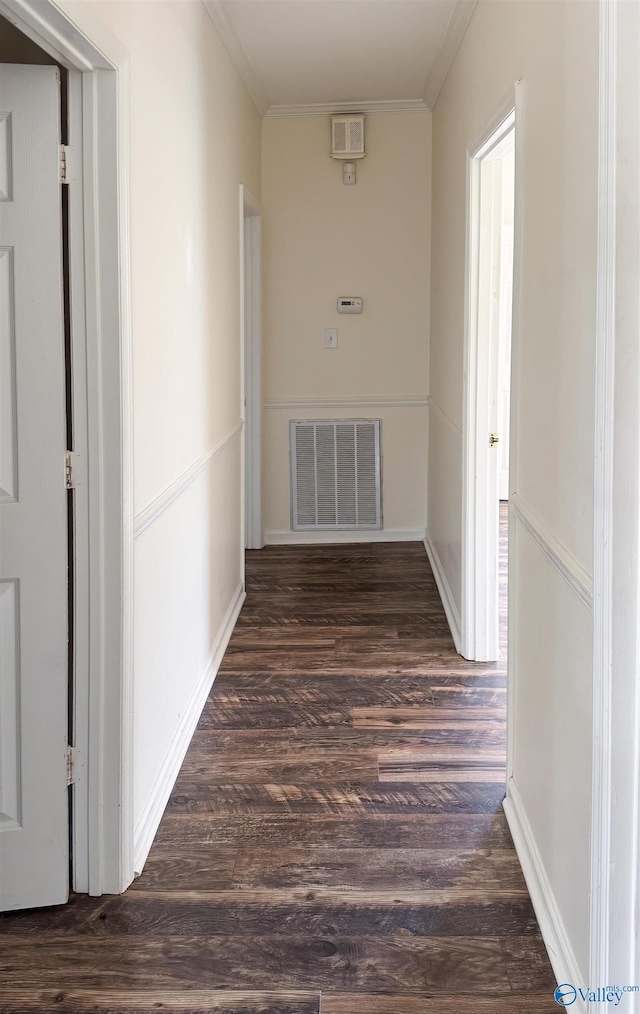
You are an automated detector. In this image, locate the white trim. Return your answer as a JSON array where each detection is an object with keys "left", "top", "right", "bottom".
[
  {"left": 0, "top": 0, "right": 120, "bottom": 68},
  {"left": 202, "top": 1, "right": 269, "bottom": 117},
  {"left": 134, "top": 422, "right": 244, "bottom": 541},
  {"left": 423, "top": 533, "right": 462, "bottom": 653},
  {"left": 133, "top": 583, "right": 246, "bottom": 874},
  {"left": 66, "top": 68, "right": 91, "bottom": 895},
  {"left": 511, "top": 494, "right": 593, "bottom": 608},
  {"left": 503, "top": 783, "right": 584, "bottom": 1006},
  {"left": 461, "top": 86, "right": 520, "bottom": 664},
  {"left": 265, "top": 527, "right": 425, "bottom": 546},
  {"left": 0, "top": 0, "right": 135, "bottom": 896},
  {"left": 590, "top": 0, "right": 617, "bottom": 990},
  {"left": 424, "top": 0, "right": 478, "bottom": 110},
  {"left": 427, "top": 396, "right": 463, "bottom": 438},
  {"left": 265, "top": 100, "right": 429, "bottom": 118},
  {"left": 265, "top": 395, "right": 428, "bottom": 410},
  {"left": 240, "top": 186, "right": 263, "bottom": 552},
  {"left": 505, "top": 83, "right": 524, "bottom": 811}
]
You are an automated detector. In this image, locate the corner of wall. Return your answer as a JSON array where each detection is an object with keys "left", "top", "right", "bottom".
[
  {"left": 503, "top": 783, "right": 587, "bottom": 1009},
  {"left": 132, "top": 583, "right": 245, "bottom": 875},
  {"left": 422, "top": 530, "right": 462, "bottom": 652}
]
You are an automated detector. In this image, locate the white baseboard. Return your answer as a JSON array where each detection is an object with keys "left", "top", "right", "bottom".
[
  {"left": 264, "top": 527, "right": 426, "bottom": 545},
  {"left": 132, "top": 582, "right": 246, "bottom": 874},
  {"left": 423, "top": 531, "right": 462, "bottom": 652},
  {"left": 503, "top": 781, "right": 585, "bottom": 1009}
]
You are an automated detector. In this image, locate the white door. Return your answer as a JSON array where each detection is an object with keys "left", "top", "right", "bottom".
[
  {"left": 0, "top": 65, "right": 69, "bottom": 910},
  {"left": 497, "top": 148, "right": 514, "bottom": 502}
]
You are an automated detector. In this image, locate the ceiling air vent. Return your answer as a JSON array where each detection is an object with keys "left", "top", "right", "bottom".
[
  {"left": 290, "top": 419, "right": 382, "bottom": 531},
  {"left": 330, "top": 115, "right": 366, "bottom": 159}
]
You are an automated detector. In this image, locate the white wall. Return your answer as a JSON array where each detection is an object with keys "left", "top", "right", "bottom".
[
  {"left": 427, "top": 0, "right": 598, "bottom": 982},
  {"left": 262, "top": 112, "right": 430, "bottom": 541},
  {"left": 84, "top": 0, "right": 262, "bottom": 870}
]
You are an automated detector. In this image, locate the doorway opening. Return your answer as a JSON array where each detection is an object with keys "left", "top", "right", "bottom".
[{"left": 462, "top": 106, "right": 516, "bottom": 663}]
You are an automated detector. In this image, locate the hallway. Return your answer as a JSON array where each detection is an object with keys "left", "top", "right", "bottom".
[{"left": 0, "top": 510, "right": 557, "bottom": 1011}]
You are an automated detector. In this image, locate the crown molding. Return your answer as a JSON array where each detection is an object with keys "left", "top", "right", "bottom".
[
  {"left": 203, "top": 0, "right": 472, "bottom": 120},
  {"left": 265, "top": 98, "right": 429, "bottom": 119},
  {"left": 264, "top": 395, "right": 428, "bottom": 409},
  {"left": 203, "top": 0, "right": 270, "bottom": 117},
  {"left": 424, "top": 0, "right": 478, "bottom": 110}
]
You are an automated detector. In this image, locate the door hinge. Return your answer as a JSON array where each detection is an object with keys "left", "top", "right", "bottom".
[
  {"left": 59, "top": 144, "right": 75, "bottom": 184},
  {"left": 65, "top": 450, "right": 82, "bottom": 489},
  {"left": 65, "top": 450, "right": 74, "bottom": 489},
  {"left": 66, "top": 745, "right": 77, "bottom": 786},
  {"left": 489, "top": 433, "right": 500, "bottom": 447}
]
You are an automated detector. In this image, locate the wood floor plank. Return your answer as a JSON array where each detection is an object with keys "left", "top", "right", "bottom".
[
  {"left": 378, "top": 749, "right": 506, "bottom": 783},
  {"left": 176, "top": 750, "right": 378, "bottom": 785},
  {"left": 0, "top": 990, "right": 321, "bottom": 1013},
  {"left": 320, "top": 993, "right": 559, "bottom": 1013},
  {"left": 87, "top": 889, "right": 538, "bottom": 938},
  {"left": 0, "top": 934, "right": 515, "bottom": 993},
  {"left": 128, "top": 847, "right": 237, "bottom": 892},
  {"left": 154, "top": 812, "right": 515, "bottom": 850},
  {"left": 219, "top": 651, "right": 505, "bottom": 679},
  {"left": 231, "top": 847, "right": 527, "bottom": 892},
  {"left": 428, "top": 686, "right": 508, "bottom": 708},
  {"left": 0, "top": 893, "right": 106, "bottom": 934},
  {"left": 288, "top": 726, "right": 507, "bottom": 751},
  {"left": 214, "top": 676, "right": 457, "bottom": 707},
  {"left": 500, "top": 935, "right": 558, "bottom": 990},
  {"left": 352, "top": 707, "right": 505, "bottom": 728},
  {"left": 191, "top": 726, "right": 507, "bottom": 754},
  {"left": 167, "top": 781, "right": 508, "bottom": 815},
  {"left": 197, "top": 704, "right": 353, "bottom": 730}
]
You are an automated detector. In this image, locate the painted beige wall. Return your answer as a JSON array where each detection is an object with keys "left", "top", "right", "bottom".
[
  {"left": 262, "top": 112, "right": 430, "bottom": 538},
  {"left": 427, "top": 0, "right": 598, "bottom": 977},
  {"left": 83, "top": 1, "right": 261, "bottom": 864}
]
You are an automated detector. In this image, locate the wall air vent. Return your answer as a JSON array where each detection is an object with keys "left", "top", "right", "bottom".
[
  {"left": 290, "top": 419, "right": 382, "bottom": 531},
  {"left": 330, "top": 115, "right": 366, "bottom": 159}
]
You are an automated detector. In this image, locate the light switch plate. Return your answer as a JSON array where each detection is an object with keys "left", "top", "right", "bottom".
[{"left": 324, "top": 327, "right": 338, "bottom": 349}]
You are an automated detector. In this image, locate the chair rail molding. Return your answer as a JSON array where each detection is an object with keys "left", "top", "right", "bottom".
[
  {"left": 134, "top": 421, "right": 244, "bottom": 540},
  {"left": 427, "top": 396, "right": 463, "bottom": 438},
  {"left": 510, "top": 493, "right": 593, "bottom": 608}
]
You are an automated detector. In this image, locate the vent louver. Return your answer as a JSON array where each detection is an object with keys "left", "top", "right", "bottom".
[
  {"left": 330, "top": 115, "right": 366, "bottom": 159},
  {"left": 290, "top": 420, "right": 382, "bottom": 531}
]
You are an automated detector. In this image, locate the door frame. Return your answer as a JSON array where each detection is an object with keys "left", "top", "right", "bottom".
[
  {"left": 461, "top": 86, "right": 521, "bottom": 663},
  {"left": 0, "top": 0, "right": 134, "bottom": 894},
  {"left": 240, "top": 185, "right": 263, "bottom": 552},
  {"left": 590, "top": 0, "right": 640, "bottom": 989}
]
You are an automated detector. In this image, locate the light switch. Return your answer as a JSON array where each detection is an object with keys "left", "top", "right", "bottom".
[{"left": 324, "top": 327, "right": 338, "bottom": 349}]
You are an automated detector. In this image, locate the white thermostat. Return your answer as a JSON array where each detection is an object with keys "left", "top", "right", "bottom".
[{"left": 337, "top": 297, "right": 363, "bottom": 314}]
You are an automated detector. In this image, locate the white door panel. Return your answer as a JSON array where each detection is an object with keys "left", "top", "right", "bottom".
[
  {"left": 0, "top": 65, "right": 68, "bottom": 910},
  {"left": 498, "top": 226, "right": 513, "bottom": 501}
]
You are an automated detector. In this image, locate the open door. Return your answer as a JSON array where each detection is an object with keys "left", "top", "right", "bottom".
[
  {"left": 462, "top": 107, "right": 515, "bottom": 662},
  {"left": 0, "top": 65, "right": 69, "bottom": 910}
]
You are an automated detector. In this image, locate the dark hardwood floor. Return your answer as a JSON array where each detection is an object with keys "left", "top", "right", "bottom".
[{"left": 0, "top": 503, "right": 558, "bottom": 1012}]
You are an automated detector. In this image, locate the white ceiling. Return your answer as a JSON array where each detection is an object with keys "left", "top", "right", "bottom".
[{"left": 204, "top": 1, "right": 477, "bottom": 116}]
